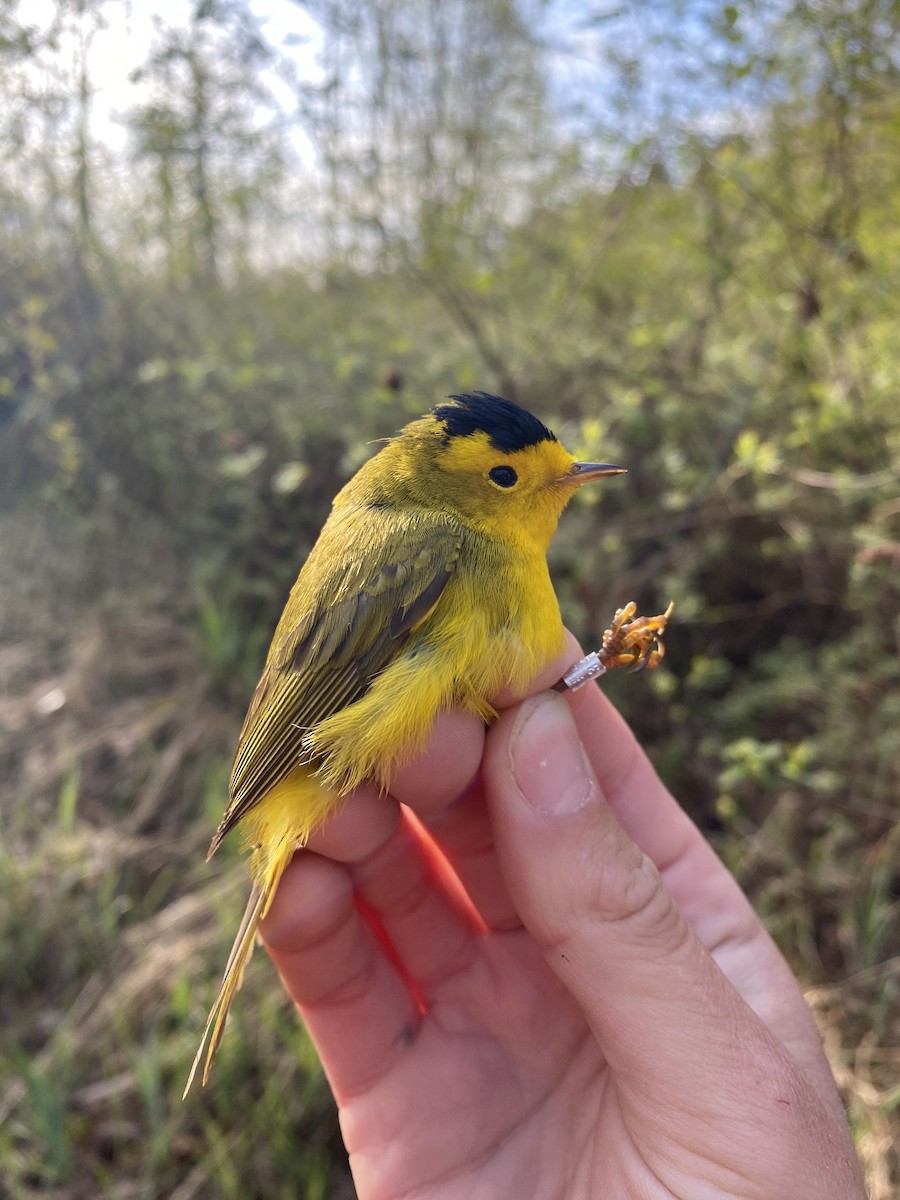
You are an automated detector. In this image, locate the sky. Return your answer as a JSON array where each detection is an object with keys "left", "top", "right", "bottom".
[
  {"left": 23, "top": 0, "right": 325, "bottom": 153},
  {"left": 15, "top": 0, "right": 763, "bottom": 180},
  {"left": 18, "top": 0, "right": 633, "bottom": 148}
]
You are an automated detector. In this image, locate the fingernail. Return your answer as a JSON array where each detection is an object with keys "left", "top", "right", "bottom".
[{"left": 511, "top": 693, "right": 597, "bottom": 815}]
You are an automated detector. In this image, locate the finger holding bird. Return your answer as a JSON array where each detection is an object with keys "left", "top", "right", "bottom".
[{"left": 185, "top": 390, "right": 671, "bottom": 1095}]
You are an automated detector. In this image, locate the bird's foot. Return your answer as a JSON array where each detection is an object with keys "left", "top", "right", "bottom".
[
  {"left": 598, "top": 600, "right": 674, "bottom": 672},
  {"left": 554, "top": 601, "right": 673, "bottom": 693}
]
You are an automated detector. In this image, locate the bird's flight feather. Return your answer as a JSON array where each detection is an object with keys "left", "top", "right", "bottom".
[{"left": 209, "top": 504, "right": 464, "bottom": 854}]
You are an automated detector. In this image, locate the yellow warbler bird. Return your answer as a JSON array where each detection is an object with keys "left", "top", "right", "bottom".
[{"left": 186, "top": 390, "right": 666, "bottom": 1094}]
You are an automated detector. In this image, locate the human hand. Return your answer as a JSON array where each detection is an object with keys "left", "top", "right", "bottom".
[{"left": 259, "top": 635, "right": 866, "bottom": 1199}]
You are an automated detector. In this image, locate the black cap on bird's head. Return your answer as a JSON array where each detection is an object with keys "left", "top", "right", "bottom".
[
  {"left": 432, "top": 391, "right": 557, "bottom": 453},
  {"left": 428, "top": 389, "right": 624, "bottom": 489}
]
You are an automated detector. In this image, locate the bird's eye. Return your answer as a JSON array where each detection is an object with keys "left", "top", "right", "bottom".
[{"left": 488, "top": 465, "right": 518, "bottom": 488}]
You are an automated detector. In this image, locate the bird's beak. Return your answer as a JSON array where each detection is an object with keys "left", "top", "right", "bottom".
[{"left": 562, "top": 461, "right": 627, "bottom": 486}]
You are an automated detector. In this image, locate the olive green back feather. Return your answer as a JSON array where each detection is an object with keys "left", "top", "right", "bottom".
[{"left": 208, "top": 502, "right": 463, "bottom": 856}]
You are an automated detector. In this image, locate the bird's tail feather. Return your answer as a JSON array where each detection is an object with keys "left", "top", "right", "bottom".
[
  {"left": 183, "top": 870, "right": 279, "bottom": 1097},
  {"left": 184, "top": 770, "right": 339, "bottom": 1098}
]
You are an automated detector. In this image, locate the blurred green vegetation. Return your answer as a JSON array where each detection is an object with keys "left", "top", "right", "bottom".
[{"left": 1, "top": 0, "right": 898, "bottom": 1196}]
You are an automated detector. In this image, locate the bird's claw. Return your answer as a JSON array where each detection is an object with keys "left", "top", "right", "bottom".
[
  {"left": 554, "top": 601, "right": 673, "bottom": 693},
  {"left": 598, "top": 600, "right": 674, "bottom": 672}
]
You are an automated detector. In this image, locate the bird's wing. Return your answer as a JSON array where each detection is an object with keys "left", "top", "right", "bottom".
[{"left": 209, "top": 507, "right": 463, "bottom": 853}]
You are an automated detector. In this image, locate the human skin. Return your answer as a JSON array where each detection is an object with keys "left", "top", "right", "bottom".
[{"left": 259, "top": 633, "right": 867, "bottom": 1200}]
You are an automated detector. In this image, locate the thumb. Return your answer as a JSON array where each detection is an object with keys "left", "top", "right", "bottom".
[{"left": 483, "top": 690, "right": 791, "bottom": 1117}]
